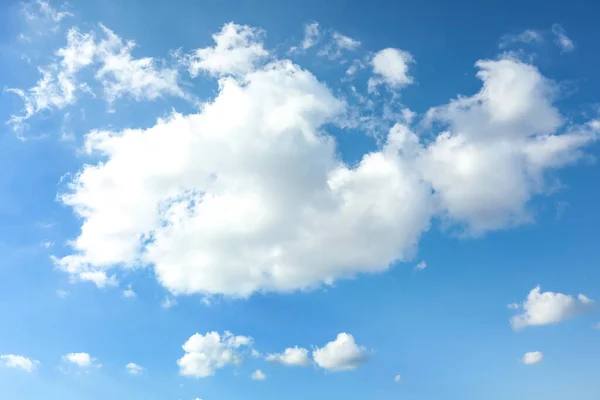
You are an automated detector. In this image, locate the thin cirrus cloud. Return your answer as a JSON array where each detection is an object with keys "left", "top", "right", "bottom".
[
  {"left": 6, "top": 17, "right": 598, "bottom": 298},
  {"left": 7, "top": 23, "right": 185, "bottom": 131},
  {"left": 510, "top": 285, "right": 595, "bottom": 330}
]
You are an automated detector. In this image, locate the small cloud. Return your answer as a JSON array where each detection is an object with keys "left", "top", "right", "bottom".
[
  {"left": 499, "top": 29, "right": 544, "bottom": 48},
  {"left": 414, "top": 261, "right": 426, "bottom": 272},
  {"left": 394, "top": 374, "right": 401, "bottom": 382},
  {"left": 62, "top": 352, "right": 100, "bottom": 369},
  {"left": 313, "top": 333, "right": 369, "bottom": 371},
  {"left": 177, "top": 331, "right": 253, "bottom": 378},
  {"left": 161, "top": 296, "right": 177, "bottom": 308},
  {"left": 126, "top": 362, "right": 144, "bottom": 375},
  {"left": 368, "top": 48, "right": 414, "bottom": 92},
  {"left": 21, "top": 0, "right": 72, "bottom": 29},
  {"left": 251, "top": 349, "right": 262, "bottom": 358},
  {"left": 251, "top": 369, "right": 266, "bottom": 380},
  {"left": 507, "top": 303, "right": 519, "bottom": 310},
  {"left": 266, "top": 346, "right": 311, "bottom": 367},
  {"left": 77, "top": 271, "right": 119, "bottom": 288},
  {"left": 300, "top": 22, "right": 320, "bottom": 51},
  {"left": 42, "top": 241, "right": 54, "bottom": 248},
  {"left": 593, "top": 322, "right": 600, "bottom": 330},
  {"left": 56, "top": 289, "right": 69, "bottom": 298},
  {"left": 552, "top": 24, "right": 575, "bottom": 53},
  {"left": 318, "top": 31, "right": 360, "bottom": 59},
  {"left": 0, "top": 355, "right": 39, "bottom": 372},
  {"left": 510, "top": 285, "right": 594, "bottom": 330},
  {"left": 522, "top": 351, "right": 543, "bottom": 365},
  {"left": 123, "top": 284, "right": 136, "bottom": 298}
]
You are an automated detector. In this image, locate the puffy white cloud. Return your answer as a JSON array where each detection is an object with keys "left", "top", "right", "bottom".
[
  {"left": 0, "top": 355, "right": 39, "bottom": 372},
  {"left": 123, "top": 284, "right": 136, "bottom": 298},
  {"left": 552, "top": 24, "right": 575, "bottom": 53},
  {"left": 52, "top": 24, "right": 599, "bottom": 298},
  {"left": 510, "top": 285, "right": 595, "bottom": 330},
  {"left": 54, "top": 57, "right": 431, "bottom": 296},
  {"left": 265, "top": 346, "right": 311, "bottom": 367},
  {"left": 62, "top": 352, "right": 100, "bottom": 368},
  {"left": 312, "top": 333, "right": 369, "bottom": 371},
  {"left": 187, "top": 23, "right": 268, "bottom": 78},
  {"left": 420, "top": 57, "right": 598, "bottom": 233},
  {"left": 251, "top": 369, "right": 266, "bottom": 380},
  {"left": 394, "top": 374, "right": 401, "bottom": 382},
  {"left": 414, "top": 260, "right": 426, "bottom": 271},
  {"left": 177, "top": 331, "right": 253, "bottom": 378},
  {"left": 369, "top": 48, "right": 414, "bottom": 92},
  {"left": 522, "top": 351, "right": 543, "bottom": 365},
  {"left": 499, "top": 29, "right": 544, "bottom": 48},
  {"left": 126, "top": 362, "right": 144, "bottom": 375}
]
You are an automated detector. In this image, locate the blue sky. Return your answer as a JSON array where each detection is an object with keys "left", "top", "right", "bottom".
[{"left": 1, "top": 0, "right": 600, "bottom": 399}]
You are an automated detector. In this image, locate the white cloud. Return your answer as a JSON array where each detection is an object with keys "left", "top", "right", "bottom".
[
  {"left": 251, "top": 369, "right": 266, "bottom": 380},
  {"left": 420, "top": 57, "right": 598, "bottom": 233},
  {"left": 0, "top": 355, "right": 39, "bottom": 372},
  {"left": 42, "top": 241, "right": 55, "bottom": 248},
  {"left": 187, "top": 23, "right": 268, "bottom": 78},
  {"left": 319, "top": 31, "right": 360, "bottom": 59},
  {"left": 62, "top": 352, "right": 100, "bottom": 368},
  {"left": 312, "top": 333, "right": 369, "bottom": 371},
  {"left": 76, "top": 270, "right": 118, "bottom": 288},
  {"left": 300, "top": 22, "right": 320, "bottom": 50},
  {"left": 265, "top": 346, "right": 311, "bottom": 367},
  {"left": 552, "top": 24, "right": 575, "bottom": 53},
  {"left": 21, "top": 0, "right": 72, "bottom": 32},
  {"left": 510, "top": 285, "right": 594, "bottom": 330},
  {"left": 8, "top": 24, "right": 185, "bottom": 130},
  {"left": 507, "top": 303, "right": 519, "bottom": 310},
  {"left": 54, "top": 57, "right": 431, "bottom": 297},
  {"left": 53, "top": 24, "right": 599, "bottom": 298},
  {"left": 394, "top": 374, "right": 401, "bottom": 382},
  {"left": 177, "top": 331, "right": 253, "bottom": 378},
  {"left": 161, "top": 296, "right": 177, "bottom": 308},
  {"left": 522, "top": 351, "right": 543, "bottom": 365},
  {"left": 126, "top": 362, "right": 144, "bottom": 375},
  {"left": 123, "top": 284, "right": 136, "bottom": 298},
  {"left": 56, "top": 289, "right": 69, "bottom": 298},
  {"left": 499, "top": 29, "right": 544, "bottom": 48},
  {"left": 94, "top": 25, "right": 184, "bottom": 103},
  {"left": 414, "top": 260, "right": 426, "bottom": 271},
  {"left": 368, "top": 48, "right": 414, "bottom": 92}
]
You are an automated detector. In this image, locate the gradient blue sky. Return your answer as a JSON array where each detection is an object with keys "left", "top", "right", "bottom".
[{"left": 1, "top": 1, "right": 599, "bottom": 399}]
